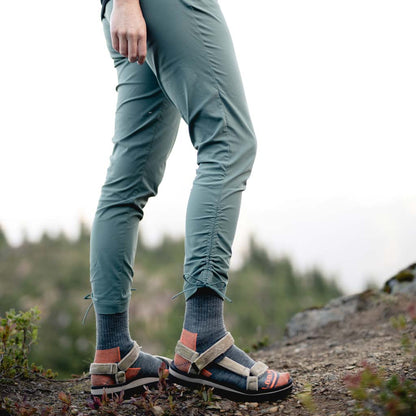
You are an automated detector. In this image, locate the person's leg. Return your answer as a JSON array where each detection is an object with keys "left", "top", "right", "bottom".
[
  {"left": 89, "top": 1, "right": 181, "bottom": 396},
  {"left": 141, "top": 0, "right": 256, "bottom": 302},
  {"left": 139, "top": 0, "right": 292, "bottom": 400}
]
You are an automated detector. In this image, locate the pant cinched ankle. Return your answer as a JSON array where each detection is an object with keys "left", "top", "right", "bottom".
[{"left": 90, "top": 0, "right": 257, "bottom": 314}]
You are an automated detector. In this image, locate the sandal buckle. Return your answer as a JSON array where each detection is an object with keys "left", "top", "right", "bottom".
[{"left": 115, "top": 370, "right": 126, "bottom": 384}]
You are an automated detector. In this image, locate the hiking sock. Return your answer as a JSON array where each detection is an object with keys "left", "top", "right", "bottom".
[
  {"left": 94, "top": 311, "right": 163, "bottom": 380},
  {"left": 176, "top": 288, "right": 287, "bottom": 390}
]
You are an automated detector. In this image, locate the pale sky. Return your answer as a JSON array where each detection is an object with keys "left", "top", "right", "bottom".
[{"left": 1, "top": 1, "right": 415, "bottom": 294}]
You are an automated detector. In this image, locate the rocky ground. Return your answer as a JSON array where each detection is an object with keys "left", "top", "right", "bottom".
[{"left": 1, "top": 290, "right": 415, "bottom": 416}]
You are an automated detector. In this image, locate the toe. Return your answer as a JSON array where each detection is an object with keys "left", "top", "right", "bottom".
[{"left": 276, "top": 371, "right": 291, "bottom": 387}]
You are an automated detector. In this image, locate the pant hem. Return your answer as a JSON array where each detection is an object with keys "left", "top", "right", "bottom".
[{"left": 93, "top": 299, "right": 130, "bottom": 315}]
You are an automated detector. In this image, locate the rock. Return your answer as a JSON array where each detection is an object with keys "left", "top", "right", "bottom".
[
  {"left": 261, "top": 406, "right": 278, "bottom": 413},
  {"left": 151, "top": 405, "right": 164, "bottom": 416},
  {"left": 285, "top": 293, "right": 361, "bottom": 338},
  {"left": 383, "top": 263, "right": 416, "bottom": 294}
]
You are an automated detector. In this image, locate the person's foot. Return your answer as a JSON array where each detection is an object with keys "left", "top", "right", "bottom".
[
  {"left": 169, "top": 288, "right": 292, "bottom": 402},
  {"left": 169, "top": 329, "right": 292, "bottom": 402},
  {"left": 90, "top": 341, "right": 170, "bottom": 397}
]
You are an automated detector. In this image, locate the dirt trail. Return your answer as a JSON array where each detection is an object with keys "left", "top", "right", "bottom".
[{"left": 1, "top": 291, "right": 415, "bottom": 415}]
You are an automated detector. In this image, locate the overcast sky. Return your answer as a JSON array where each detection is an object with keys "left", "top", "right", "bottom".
[{"left": 1, "top": 0, "right": 415, "bottom": 294}]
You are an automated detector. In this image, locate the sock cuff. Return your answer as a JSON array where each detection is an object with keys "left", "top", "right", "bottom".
[{"left": 95, "top": 311, "right": 132, "bottom": 351}]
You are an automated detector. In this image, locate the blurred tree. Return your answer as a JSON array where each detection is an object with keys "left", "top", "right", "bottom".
[{"left": 0, "top": 225, "right": 9, "bottom": 250}]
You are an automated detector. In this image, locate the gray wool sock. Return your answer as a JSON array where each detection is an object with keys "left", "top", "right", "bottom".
[
  {"left": 96, "top": 311, "right": 132, "bottom": 354},
  {"left": 183, "top": 288, "right": 254, "bottom": 368},
  {"left": 183, "top": 288, "right": 227, "bottom": 350},
  {"left": 179, "top": 289, "right": 288, "bottom": 391},
  {"left": 95, "top": 310, "right": 163, "bottom": 376}
]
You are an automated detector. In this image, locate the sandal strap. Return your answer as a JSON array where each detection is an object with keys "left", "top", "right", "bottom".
[
  {"left": 89, "top": 341, "right": 141, "bottom": 384},
  {"left": 118, "top": 341, "right": 141, "bottom": 371},
  {"left": 247, "top": 375, "right": 259, "bottom": 391},
  {"left": 216, "top": 357, "right": 269, "bottom": 391},
  {"left": 175, "top": 342, "right": 200, "bottom": 364},
  {"left": 194, "top": 332, "right": 234, "bottom": 370},
  {"left": 90, "top": 362, "right": 118, "bottom": 375},
  {"left": 217, "top": 356, "right": 250, "bottom": 377},
  {"left": 175, "top": 332, "right": 234, "bottom": 371},
  {"left": 175, "top": 332, "right": 270, "bottom": 391},
  {"left": 250, "top": 361, "right": 268, "bottom": 377}
]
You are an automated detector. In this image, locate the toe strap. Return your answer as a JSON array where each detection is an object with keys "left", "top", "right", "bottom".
[
  {"left": 216, "top": 358, "right": 268, "bottom": 391},
  {"left": 90, "top": 341, "right": 141, "bottom": 384}
]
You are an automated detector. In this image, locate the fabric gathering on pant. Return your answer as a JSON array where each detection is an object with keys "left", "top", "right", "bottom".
[{"left": 90, "top": 0, "right": 257, "bottom": 315}]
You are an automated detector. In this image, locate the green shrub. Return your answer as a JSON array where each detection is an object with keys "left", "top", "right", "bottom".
[{"left": 0, "top": 307, "right": 56, "bottom": 378}]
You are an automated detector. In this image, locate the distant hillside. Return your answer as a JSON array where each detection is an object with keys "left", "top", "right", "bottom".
[{"left": 0, "top": 222, "right": 342, "bottom": 377}]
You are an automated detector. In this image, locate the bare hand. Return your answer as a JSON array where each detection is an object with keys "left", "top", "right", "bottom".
[{"left": 110, "top": 0, "right": 147, "bottom": 64}]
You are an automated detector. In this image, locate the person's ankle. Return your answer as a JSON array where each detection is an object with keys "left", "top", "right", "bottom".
[{"left": 183, "top": 288, "right": 227, "bottom": 352}]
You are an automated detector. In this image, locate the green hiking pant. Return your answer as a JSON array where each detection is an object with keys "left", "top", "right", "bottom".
[{"left": 90, "top": 0, "right": 257, "bottom": 314}]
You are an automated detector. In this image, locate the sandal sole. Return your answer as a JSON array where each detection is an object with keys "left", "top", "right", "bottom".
[
  {"left": 169, "top": 367, "right": 293, "bottom": 402},
  {"left": 91, "top": 376, "right": 159, "bottom": 397}
]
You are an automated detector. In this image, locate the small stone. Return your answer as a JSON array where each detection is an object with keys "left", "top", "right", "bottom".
[
  {"left": 347, "top": 400, "right": 356, "bottom": 407},
  {"left": 71, "top": 409, "right": 78, "bottom": 415},
  {"left": 326, "top": 373, "right": 337, "bottom": 382},
  {"left": 247, "top": 402, "right": 259, "bottom": 408},
  {"left": 151, "top": 405, "right": 164, "bottom": 416},
  {"left": 207, "top": 405, "right": 221, "bottom": 410},
  {"left": 267, "top": 406, "right": 279, "bottom": 413},
  {"left": 234, "top": 412, "right": 243, "bottom": 416}
]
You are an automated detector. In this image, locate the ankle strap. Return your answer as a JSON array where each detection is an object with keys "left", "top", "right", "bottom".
[
  {"left": 175, "top": 332, "right": 234, "bottom": 372},
  {"left": 90, "top": 341, "right": 141, "bottom": 384}
]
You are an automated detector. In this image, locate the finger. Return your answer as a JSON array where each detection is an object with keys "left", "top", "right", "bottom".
[
  {"left": 137, "top": 34, "right": 147, "bottom": 65},
  {"left": 127, "top": 34, "right": 139, "bottom": 63},
  {"left": 111, "top": 32, "right": 120, "bottom": 53},
  {"left": 118, "top": 35, "right": 128, "bottom": 58}
]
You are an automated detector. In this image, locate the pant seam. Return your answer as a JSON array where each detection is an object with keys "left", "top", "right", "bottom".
[{"left": 188, "top": 3, "right": 232, "bottom": 278}]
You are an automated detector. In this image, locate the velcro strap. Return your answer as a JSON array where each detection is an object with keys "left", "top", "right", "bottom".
[
  {"left": 118, "top": 341, "right": 141, "bottom": 371},
  {"left": 175, "top": 341, "right": 200, "bottom": 363},
  {"left": 193, "top": 332, "right": 234, "bottom": 371},
  {"left": 250, "top": 361, "right": 268, "bottom": 377},
  {"left": 247, "top": 375, "right": 258, "bottom": 391},
  {"left": 217, "top": 356, "right": 250, "bottom": 377},
  {"left": 89, "top": 362, "right": 118, "bottom": 375}
]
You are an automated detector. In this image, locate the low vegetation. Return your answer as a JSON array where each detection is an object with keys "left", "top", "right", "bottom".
[{"left": 344, "top": 304, "right": 416, "bottom": 415}]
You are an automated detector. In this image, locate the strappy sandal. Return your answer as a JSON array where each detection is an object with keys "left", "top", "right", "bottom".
[
  {"left": 90, "top": 341, "right": 170, "bottom": 397},
  {"left": 169, "top": 332, "right": 293, "bottom": 402}
]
